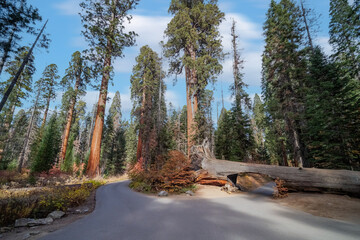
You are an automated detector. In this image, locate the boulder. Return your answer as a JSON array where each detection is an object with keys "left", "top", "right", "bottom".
[
  {"left": 185, "top": 190, "right": 194, "bottom": 196},
  {"left": 158, "top": 191, "right": 168, "bottom": 197},
  {"left": 15, "top": 218, "right": 32, "bottom": 228},
  {"left": 47, "top": 211, "right": 65, "bottom": 219},
  {"left": 27, "top": 217, "right": 53, "bottom": 227},
  {"left": 15, "top": 217, "right": 53, "bottom": 227}
]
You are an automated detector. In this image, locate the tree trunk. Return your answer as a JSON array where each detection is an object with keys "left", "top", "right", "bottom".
[
  {"left": 300, "top": 0, "right": 314, "bottom": 50},
  {"left": 0, "top": 20, "right": 48, "bottom": 112},
  {"left": 186, "top": 44, "right": 198, "bottom": 156},
  {"left": 0, "top": 31, "right": 15, "bottom": 76},
  {"left": 199, "top": 155, "right": 360, "bottom": 197},
  {"left": 136, "top": 88, "right": 146, "bottom": 165},
  {"left": 59, "top": 76, "right": 81, "bottom": 166},
  {"left": 41, "top": 93, "right": 51, "bottom": 128},
  {"left": 18, "top": 90, "right": 40, "bottom": 172},
  {"left": 86, "top": 56, "right": 111, "bottom": 177}
]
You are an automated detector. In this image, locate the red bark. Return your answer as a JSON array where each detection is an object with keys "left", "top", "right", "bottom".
[
  {"left": 59, "top": 76, "right": 81, "bottom": 167},
  {"left": 86, "top": 57, "right": 111, "bottom": 178}
]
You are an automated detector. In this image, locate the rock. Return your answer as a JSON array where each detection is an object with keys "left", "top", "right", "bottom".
[
  {"left": 75, "top": 206, "right": 89, "bottom": 214},
  {"left": 22, "top": 233, "right": 31, "bottom": 240},
  {"left": 47, "top": 211, "right": 65, "bottom": 219},
  {"left": 158, "top": 191, "right": 168, "bottom": 197},
  {"left": 185, "top": 190, "right": 194, "bottom": 196},
  {"left": 15, "top": 218, "right": 32, "bottom": 228},
  {"left": 221, "top": 183, "right": 238, "bottom": 193},
  {"left": 1, "top": 185, "right": 9, "bottom": 190},
  {"left": 30, "top": 231, "right": 40, "bottom": 236},
  {"left": 27, "top": 217, "right": 53, "bottom": 227},
  {"left": 0, "top": 227, "right": 12, "bottom": 233},
  {"left": 16, "top": 217, "right": 53, "bottom": 227}
]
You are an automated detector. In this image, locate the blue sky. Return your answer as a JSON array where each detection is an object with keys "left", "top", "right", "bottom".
[{"left": 2, "top": 0, "right": 334, "bottom": 123}]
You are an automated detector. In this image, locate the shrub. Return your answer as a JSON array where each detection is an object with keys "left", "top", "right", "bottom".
[
  {"left": 273, "top": 178, "right": 288, "bottom": 198},
  {"left": 0, "top": 180, "right": 104, "bottom": 227},
  {"left": 129, "top": 150, "right": 195, "bottom": 193}
]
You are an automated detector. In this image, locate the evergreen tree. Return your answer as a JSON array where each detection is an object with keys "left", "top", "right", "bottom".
[
  {"left": 329, "top": 0, "right": 360, "bottom": 82},
  {"left": 31, "top": 112, "right": 61, "bottom": 173},
  {"left": 262, "top": 0, "right": 307, "bottom": 167},
  {"left": 125, "top": 120, "right": 137, "bottom": 165},
  {"left": 102, "top": 91, "right": 126, "bottom": 175},
  {"left": 229, "top": 20, "right": 254, "bottom": 161},
  {"left": 0, "top": 46, "right": 35, "bottom": 165},
  {"left": 130, "top": 45, "right": 166, "bottom": 169},
  {"left": 37, "top": 64, "right": 60, "bottom": 128},
  {"left": 0, "top": 0, "right": 49, "bottom": 76},
  {"left": 252, "top": 94, "right": 269, "bottom": 163},
  {"left": 214, "top": 108, "right": 232, "bottom": 160},
  {"left": 0, "top": 109, "right": 28, "bottom": 169},
  {"left": 164, "top": 0, "right": 224, "bottom": 155},
  {"left": 59, "top": 51, "right": 91, "bottom": 166},
  {"left": 80, "top": 0, "right": 139, "bottom": 177}
]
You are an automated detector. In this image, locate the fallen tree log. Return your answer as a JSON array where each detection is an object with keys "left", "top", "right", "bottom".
[{"left": 191, "top": 140, "right": 360, "bottom": 197}]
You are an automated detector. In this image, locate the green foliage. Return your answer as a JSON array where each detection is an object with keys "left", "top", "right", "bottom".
[
  {"left": 215, "top": 108, "right": 232, "bottom": 160},
  {"left": 130, "top": 45, "right": 168, "bottom": 167},
  {"left": 193, "top": 90, "right": 214, "bottom": 146},
  {"left": 31, "top": 112, "right": 61, "bottom": 173},
  {"left": 0, "top": 0, "right": 49, "bottom": 75},
  {"left": 262, "top": 0, "right": 307, "bottom": 167},
  {"left": 102, "top": 91, "right": 126, "bottom": 175},
  {"left": 164, "top": 0, "right": 224, "bottom": 87},
  {"left": 125, "top": 120, "right": 138, "bottom": 165},
  {"left": 80, "top": 0, "right": 139, "bottom": 72}
]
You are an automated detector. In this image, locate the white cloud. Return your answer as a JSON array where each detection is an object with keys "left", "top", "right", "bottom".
[
  {"left": 125, "top": 15, "right": 171, "bottom": 51},
  {"left": 54, "top": 0, "right": 81, "bottom": 16},
  {"left": 165, "top": 90, "right": 180, "bottom": 109},
  {"left": 219, "top": 13, "right": 263, "bottom": 53},
  {"left": 315, "top": 36, "right": 333, "bottom": 55}
]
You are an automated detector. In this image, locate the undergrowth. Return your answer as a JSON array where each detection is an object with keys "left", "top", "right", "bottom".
[
  {"left": 0, "top": 180, "right": 104, "bottom": 227},
  {"left": 129, "top": 150, "right": 195, "bottom": 193}
]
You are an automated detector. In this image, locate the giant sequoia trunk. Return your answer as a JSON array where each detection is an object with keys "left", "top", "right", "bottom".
[
  {"left": 60, "top": 75, "right": 81, "bottom": 166},
  {"left": 86, "top": 56, "right": 111, "bottom": 177},
  {"left": 185, "top": 44, "right": 198, "bottom": 156},
  {"left": 192, "top": 143, "right": 360, "bottom": 196}
]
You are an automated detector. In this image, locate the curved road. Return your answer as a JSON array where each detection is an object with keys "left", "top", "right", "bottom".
[{"left": 41, "top": 181, "right": 360, "bottom": 240}]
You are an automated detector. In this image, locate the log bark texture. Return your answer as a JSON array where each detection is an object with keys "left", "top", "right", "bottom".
[{"left": 192, "top": 141, "right": 360, "bottom": 196}]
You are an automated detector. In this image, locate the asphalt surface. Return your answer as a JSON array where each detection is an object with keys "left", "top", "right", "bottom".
[{"left": 41, "top": 181, "right": 360, "bottom": 240}]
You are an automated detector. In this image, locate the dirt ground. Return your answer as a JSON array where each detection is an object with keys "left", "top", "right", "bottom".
[{"left": 274, "top": 192, "right": 360, "bottom": 225}]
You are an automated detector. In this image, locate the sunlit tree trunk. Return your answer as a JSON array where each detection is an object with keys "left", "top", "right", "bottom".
[{"left": 59, "top": 76, "right": 81, "bottom": 166}]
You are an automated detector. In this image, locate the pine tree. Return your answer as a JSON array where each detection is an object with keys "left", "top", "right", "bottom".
[
  {"left": 31, "top": 112, "right": 61, "bottom": 173},
  {"left": 102, "top": 91, "right": 126, "bottom": 175},
  {"left": 0, "top": 46, "right": 35, "bottom": 165},
  {"left": 0, "top": 109, "right": 28, "bottom": 169},
  {"left": 329, "top": 0, "right": 360, "bottom": 82},
  {"left": 130, "top": 45, "right": 166, "bottom": 169},
  {"left": 262, "top": 0, "right": 307, "bottom": 168},
  {"left": 0, "top": 0, "right": 49, "bottom": 76},
  {"left": 214, "top": 108, "right": 232, "bottom": 160},
  {"left": 164, "top": 0, "right": 224, "bottom": 155},
  {"left": 125, "top": 120, "right": 137, "bottom": 165},
  {"left": 252, "top": 94, "right": 269, "bottom": 163},
  {"left": 80, "top": 0, "right": 139, "bottom": 177},
  {"left": 37, "top": 64, "right": 60, "bottom": 128},
  {"left": 229, "top": 20, "right": 254, "bottom": 161}
]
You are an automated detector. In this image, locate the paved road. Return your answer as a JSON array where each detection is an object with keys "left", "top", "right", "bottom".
[{"left": 41, "top": 181, "right": 360, "bottom": 240}]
